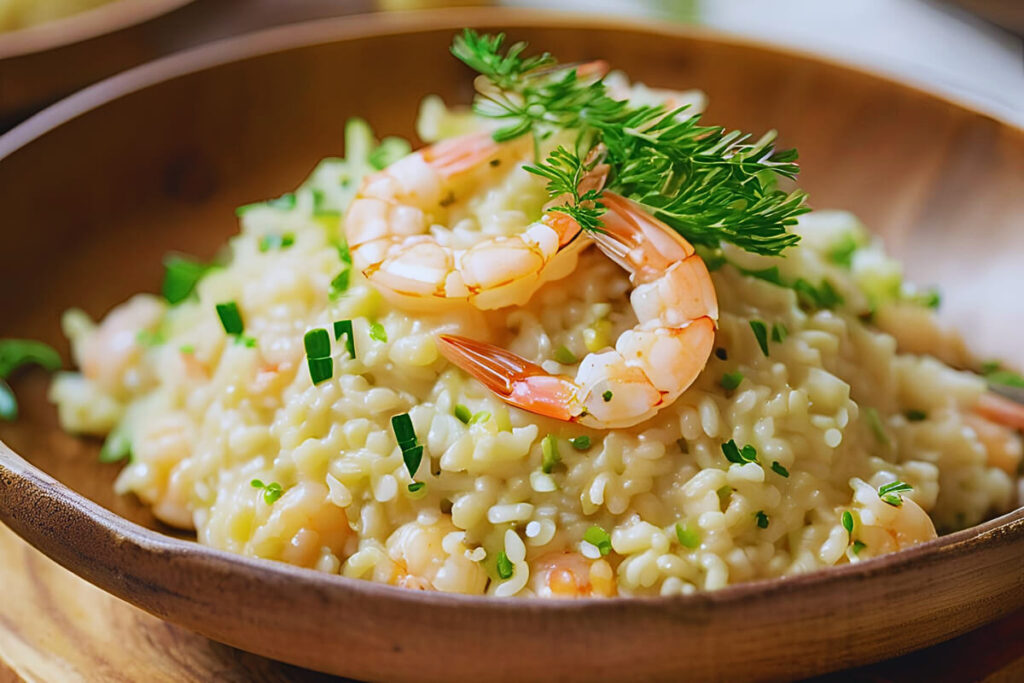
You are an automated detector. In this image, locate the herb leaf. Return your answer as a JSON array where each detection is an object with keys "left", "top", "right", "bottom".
[
  {"left": 878, "top": 480, "right": 913, "bottom": 507},
  {"left": 496, "top": 550, "right": 515, "bottom": 579},
  {"left": 722, "top": 439, "right": 758, "bottom": 465},
  {"left": 749, "top": 320, "right": 770, "bottom": 356},
  {"left": 583, "top": 525, "right": 612, "bottom": 556},
  {"left": 541, "top": 434, "right": 561, "bottom": 473}
]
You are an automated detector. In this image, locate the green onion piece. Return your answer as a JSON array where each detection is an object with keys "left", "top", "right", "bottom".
[
  {"left": 408, "top": 482, "right": 426, "bottom": 493},
  {"left": 570, "top": 435, "right": 591, "bottom": 451},
  {"left": 469, "top": 411, "right": 491, "bottom": 425},
  {"left": 496, "top": 550, "right": 515, "bottom": 579},
  {"left": 391, "top": 413, "right": 417, "bottom": 448},
  {"left": 865, "top": 407, "right": 889, "bottom": 445},
  {"left": 179, "top": 344, "right": 195, "bottom": 354},
  {"left": 721, "top": 439, "right": 758, "bottom": 465},
  {"left": 720, "top": 371, "right": 744, "bottom": 391},
  {"left": 369, "top": 322, "right": 388, "bottom": 342},
  {"left": 236, "top": 335, "right": 257, "bottom": 348},
  {"left": 675, "top": 521, "right": 700, "bottom": 549},
  {"left": 749, "top": 320, "right": 770, "bottom": 356},
  {"left": 136, "top": 329, "right": 165, "bottom": 347},
  {"left": 553, "top": 345, "right": 578, "bottom": 364},
  {"left": 905, "top": 409, "right": 927, "bottom": 422},
  {"left": 402, "top": 445, "right": 423, "bottom": 479},
  {"left": 0, "top": 379, "right": 16, "bottom": 421},
  {"left": 454, "top": 404, "right": 472, "bottom": 424},
  {"left": 541, "top": 434, "right": 561, "bottom": 473},
  {"left": 743, "top": 265, "right": 784, "bottom": 285},
  {"left": 162, "top": 255, "right": 211, "bottom": 305},
  {"left": 335, "top": 240, "right": 353, "bottom": 266},
  {"left": 99, "top": 426, "right": 131, "bottom": 464},
  {"left": 602, "top": 390, "right": 613, "bottom": 402},
  {"left": 878, "top": 480, "right": 912, "bottom": 507},
  {"left": 215, "top": 302, "right": 244, "bottom": 335},
  {"left": 851, "top": 540, "right": 867, "bottom": 556},
  {"left": 583, "top": 525, "right": 612, "bottom": 556},
  {"left": 333, "top": 320, "right": 355, "bottom": 359},
  {"left": 918, "top": 289, "right": 941, "bottom": 309},
  {"left": 0, "top": 339, "right": 62, "bottom": 377},
  {"left": 841, "top": 510, "right": 854, "bottom": 535},
  {"left": 755, "top": 511, "right": 770, "bottom": 529},
  {"left": 771, "top": 323, "right": 788, "bottom": 343},
  {"left": 306, "top": 357, "right": 333, "bottom": 385},
  {"left": 259, "top": 233, "right": 295, "bottom": 252},
  {"left": 770, "top": 461, "right": 789, "bottom": 478},
  {"left": 828, "top": 234, "right": 859, "bottom": 268},
  {"left": 329, "top": 269, "right": 350, "bottom": 300},
  {"left": 237, "top": 193, "right": 296, "bottom": 216},
  {"left": 304, "top": 328, "right": 331, "bottom": 358}
]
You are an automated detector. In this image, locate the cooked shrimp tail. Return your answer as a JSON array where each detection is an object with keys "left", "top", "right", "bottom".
[{"left": 438, "top": 193, "right": 718, "bottom": 429}]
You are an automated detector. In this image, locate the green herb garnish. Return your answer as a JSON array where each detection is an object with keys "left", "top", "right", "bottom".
[
  {"left": 553, "top": 345, "right": 578, "bottom": 365},
  {"left": 469, "top": 411, "right": 491, "bottom": 425},
  {"left": 720, "top": 371, "right": 744, "bottom": 391},
  {"left": 771, "top": 323, "right": 788, "bottom": 343},
  {"left": 215, "top": 302, "right": 244, "bottom": 336},
  {"left": 236, "top": 193, "right": 296, "bottom": 217},
  {"left": 251, "top": 479, "right": 284, "bottom": 504},
  {"left": 851, "top": 540, "right": 867, "bottom": 556},
  {"left": 162, "top": 254, "right": 211, "bottom": 305},
  {"left": 496, "top": 550, "right": 515, "bottom": 579},
  {"left": 392, "top": 413, "right": 424, "bottom": 482},
  {"left": 828, "top": 234, "right": 859, "bottom": 268},
  {"left": 905, "top": 409, "right": 927, "bottom": 422},
  {"left": 541, "top": 434, "right": 561, "bottom": 473},
  {"left": 722, "top": 439, "right": 758, "bottom": 465},
  {"left": 980, "top": 361, "right": 1024, "bottom": 389},
  {"left": 98, "top": 425, "right": 131, "bottom": 463},
  {"left": 602, "top": 390, "right": 613, "bottom": 402},
  {"left": 841, "top": 510, "right": 854, "bottom": 535},
  {"left": 454, "top": 404, "right": 473, "bottom": 424},
  {"left": 304, "top": 328, "right": 333, "bottom": 385},
  {"left": 770, "top": 461, "right": 789, "bottom": 478},
  {"left": 408, "top": 482, "right": 426, "bottom": 493},
  {"left": 878, "top": 480, "right": 913, "bottom": 507},
  {"left": 749, "top": 320, "right": 770, "bottom": 356},
  {"left": 259, "top": 233, "right": 295, "bottom": 252},
  {"left": 369, "top": 322, "right": 388, "bottom": 342},
  {"left": 583, "top": 525, "right": 612, "bottom": 556},
  {"left": 329, "top": 269, "right": 350, "bottom": 300},
  {"left": 755, "top": 511, "right": 770, "bottom": 529},
  {"left": 865, "top": 407, "right": 889, "bottom": 445},
  {"left": 333, "top": 320, "right": 355, "bottom": 359},
  {"left": 452, "top": 29, "right": 808, "bottom": 256},
  {"left": 569, "top": 435, "right": 591, "bottom": 451},
  {"left": 675, "top": 521, "right": 700, "bottom": 549}
]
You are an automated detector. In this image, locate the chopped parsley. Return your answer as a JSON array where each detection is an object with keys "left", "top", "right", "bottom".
[
  {"left": 329, "top": 269, "right": 350, "bottom": 300},
  {"left": 553, "top": 345, "right": 578, "bottom": 365},
  {"left": 258, "top": 233, "right": 295, "bottom": 252},
  {"left": 602, "top": 390, "right": 613, "bottom": 402},
  {"left": 496, "top": 551, "right": 515, "bottom": 579},
  {"left": 721, "top": 439, "right": 758, "bottom": 465},
  {"left": 878, "top": 480, "right": 913, "bottom": 507},
  {"left": 828, "top": 234, "right": 859, "bottom": 268},
  {"left": 770, "top": 461, "right": 789, "bottom": 478},
  {"left": 162, "top": 254, "right": 212, "bottom": 305},
  {"left": 369, "top": 322, "right": 388, "bottom": 342},
  {"left": 569, "top": 435, "right": 591, "bottom": 451},
  {"left": 583, "top": 525, "right": 612, "bottom": 556},
  {"left": 841, "top": 510, "right": 854, "bottom": 535},
  {"left": 720, "top": 371, "right": 744, "bottom": 391},
  {"left": 215, "top": 302, "right": 244, "bottom": 336},
  {"left": 98, "top": 426, "right": 131, "bottom": 464},
  {"left": 454, "top": 404, "right": 473, "bottom": 424},
  {"left": 794, "top": 278, "right": 844, "bottom": 310},
  {"left": 541, "top": 434, "right": 561, "bottom": 473},
  {"left": 675, "top": 521, "right": 700, "bottom": 549},
  {"left": 905, "top": 409, "right": 927, "bottom": 422},
  {"left": 408, "top": 482, "right": 426, "bottom": 493},
  {"left": 755, "top": 511, "right": 770, "bottom": 529},
  {"left": 771, "top": 323, "right": 788, "bottom": 343},
  {"left": 251, "top": 479, "right": 284, "bottom": 504},
  {"left": 749, "top": 320, "right": 770, "bottom": 356},
  {"left": 851, "top": 540, "right": 867, "bottom": 556}
]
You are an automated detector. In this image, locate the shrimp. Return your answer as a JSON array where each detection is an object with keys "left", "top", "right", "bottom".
[
  {"left": 529, "top": 552, "right": 616, "bottom": 598},
  {"left": 344, "top": 132, "right": 598, "bottom": 311},
  {"left": 436, "top": 192, "right": 718, "bottom": 429},
  {"left": 385, "top": 517, "right": 489, "bottom": 594},
  {"left": 967, "top": 393, "right": 1024, "bottom": 476},
  {"left": 849, "top": 478, "right": 937, "bottom": 558},
  {"left": 79, "top": 294, "right": 163, "bottom": 397},
  {"left": 246, "top": 481, "right": 351, "bottom": 569}
]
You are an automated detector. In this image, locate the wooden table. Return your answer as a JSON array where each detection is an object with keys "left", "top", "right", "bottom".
[{"left": 0, "top": 524, "right": 1020, "bottom": 682}]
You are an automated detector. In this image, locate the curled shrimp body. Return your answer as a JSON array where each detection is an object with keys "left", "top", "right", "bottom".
[
  {"left": 344, "top": 133, "right": 589, "bottom": 311},
  {"left": 530, "top": 552, "right": 616, "bottom": 598},
  {"left": 850, "top": 478, "right": 937, "bottom": 557},
  {"left": 437, "top": 193, "right": 718, "bottom": 429}
]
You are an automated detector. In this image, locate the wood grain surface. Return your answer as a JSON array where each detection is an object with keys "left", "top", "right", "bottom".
[
  {"left": 1, "top": 11, "right": 1023, "bottom": 683},
  {"left": 1, "top": 522, "right": 1021, "bottom": 683}
]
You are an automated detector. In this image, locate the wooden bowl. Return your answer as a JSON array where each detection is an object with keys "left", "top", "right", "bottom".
[
  {"left": 0, "top": 0, "right": 196, "bottom": 121},
  {"left": 1, "top": 10, "right": 1022, "bottom": 682}
]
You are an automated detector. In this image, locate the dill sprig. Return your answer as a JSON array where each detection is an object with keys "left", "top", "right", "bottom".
[{"left": 451, "top": 29, "right": 809, "bottom": 255}]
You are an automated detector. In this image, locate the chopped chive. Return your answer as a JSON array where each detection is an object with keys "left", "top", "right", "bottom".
[
  {"left": 794, "top": 278, "right": 844, "bottom": 310},
  {"left": 496, "top": 551, "right": 515, "bottom": 579},
  {"left": 749, "top": 320, "right": 770, "bottom": 356},
  {"left": 771, "top": 323, "right": 788, "bottom": 343},
  {"left": 905, "top": 409, "right": 927, "bottom": 422},
  {"left": 391, "top": 413, "right": 417, "bottom": 448},
  {"left": 569, "top": 435, "right": 591, "bottom": 451},
  {"left": 742, "top": 265, "right": 784, "bottom": 285},
  {"left": 918, "top": 289, "right": 941, "bottom": 309},
  {"left": 333, "top": 320, "right": 355, "bottom": 359},
  {"left": 553, "top": 345, "right": 578, "bottom": 364},
  {"left": 179, "top": 344, "right": 195, "bottom": 354},
  {"left": 369, "top": 137, "right": 412, "bottom": 171},
  {"left": 0, "top": 379, "right": 16, "bottom": 421},
  {"left": 236, "top": 193, "right": 296, "bottom": 216},
  {"left": 0, "top": 339, "right": 62, "bottom": 377},
  {"left": 841, "top": 510, "right": 854, "bottom": 535},
  {"left": 602, "top": 390, "right": 613, "bottom": 402},
  {"left": 454, "top": 404, "right": 472, "bottom": 424},
  {"left": 721, "top": 439, "right": 758, "bottom": 465},
  {"left": 303, "top": 328, "right": 331, "bottom": 358},
  {"left": 236, "top": 335, "right": 257, "bottom": 348},
  {"left": 335, "top": 240, "right": 353, "bottom": 266},
  {"left": 828, "top": 234, "right": 859, "bottom": 268},
  {"left": 770, "top": 461, "right": 789, "bottom": 478},
  {"left": 408, "top": 482, "right": 426, "bottom": 493},
  {"left": 720, "top": 371, "right": 744, "bottom": 391},
  {"left": 714, "top": 347, "right": 728, "bottom": 361},
  {"left": 675, "top": 521, "right": 700, "bottom": 549},
  {"left": 258, "top": 233, "right": 295, "bottom": 252},
  {"left": 583, "top": 525, "right": 612, "bottom": 556},
  {"left": 369, "top": 322, "right": 388, "bottom": 342},
  {"left": 402, "top": 445, "right": 424, "bottom": 479},
  {"left": 215, "top": 302, "right": 244, "bottom": 335},
  {"left": 755, "top": 511, "right": 770, "bottom": 529},
  {"left": 541, "top": 434, "right": 561, "bottom": 473},
  {"left": 162, "top": 255, "right": 211, "bottom": 305},
  {"left": 98, "top": 427, "right": 131, "bottom": 463},
  {"left": 851, "top": 540, "right": 867, "bottom": 556},
  {"left": 306, "top": 357, "right": 333, "bottom": 385},
  {"left": 865, "top": 407, "right": 889, "bottom": 445},
  {"left": 469, "top": 411, "right": 491, "bottom": 425},
  {"left": 878, "top": 480, "right": 913, "bottom": 507},
  {"left": 329, "top": 269, "right": 350, "bottom": 300}
]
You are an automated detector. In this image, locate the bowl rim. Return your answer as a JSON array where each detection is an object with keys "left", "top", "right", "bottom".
[
  {"left": 0, "top": 7, "right": 1022, "bottom": 611},
  {"left": 0, "top": 0, "right": 195, "bottom": 61}
]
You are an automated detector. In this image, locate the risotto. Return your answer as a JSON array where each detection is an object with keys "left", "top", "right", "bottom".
[{"left": 48, "top": 31, "right": 1022, "bottom": 598}]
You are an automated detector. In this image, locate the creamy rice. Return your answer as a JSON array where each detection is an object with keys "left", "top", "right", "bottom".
[{"left": 50, "top": 94, "right": 1021, "bottom": 598}]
